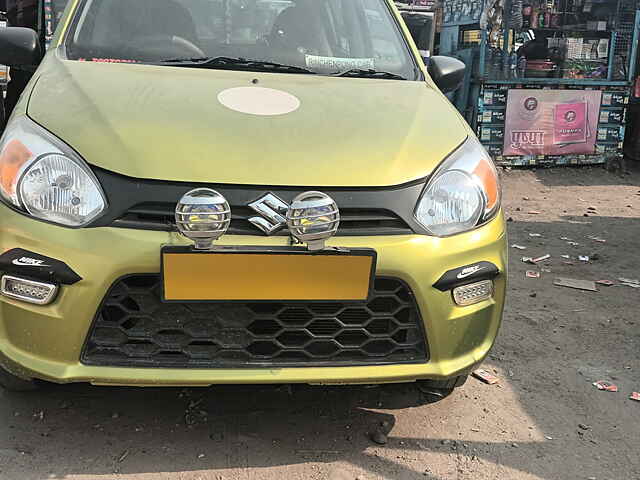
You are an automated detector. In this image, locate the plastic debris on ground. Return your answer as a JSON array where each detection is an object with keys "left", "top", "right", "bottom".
[
  {"left": 522, "top": 256, "right": 533, "bottom": 263},
  {"left": 528, "top": 211, "right": 542, "bottom": 215},
  {"left": 118, "top": 450, "right": 130, "bottom": 463},
  {"left": 589, "top": 236, "right": 606, "bottom": 243},
  {"left": 554, "top": 277, "right": 597, "bottom": 292},
  {"left": 618, "top": 278, "right": 640, "bottom": 288},
  {"left": 560, "top": 237, "right": 572, "bottom": 241},
  {"left": 596, "top": 280, "right": 615, "bottom": 286},
  {"left": 567, "top": 241, "right": 580, "bottom": 246},
  {"left": 532, "top": 254, "right": 551, "bottom": 263},
  {"left": 561, "top": 254, "right": 571, "bottom": 259},
  {"left": 630, "top": 392, "right": 640, "bottom": 402},
  {"left": 472, "top": 368, "right": 499, "bottom": 385},
  {"left": 529, "top": 233, "right": 542, "bottom": 237},
  {"left": 296, "top": 450, "right": 341, "bottom": 456},
  {"left": 578, "top": 255, "right": 590, "bottom": 262},
  {"left": 511, "top": 244, "right": 527, "bottom": 250},
  {"left": 526, "top": 271, "right": 540, "bottom": 278},
  {"left": 593, "top": 381, "right": 618, "bottom": 392}
]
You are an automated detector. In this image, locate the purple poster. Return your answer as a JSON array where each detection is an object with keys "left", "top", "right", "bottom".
[{"left": 503, "top": 89, "right": 602, "bottom": 156}]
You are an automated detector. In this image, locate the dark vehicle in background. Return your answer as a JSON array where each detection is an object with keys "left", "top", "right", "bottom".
[
  {"left": 0, "top": 0, "right": 67, "bottom": 127},
  {"left": 0, "top": 7, "right": 7, "bottom": 127}
]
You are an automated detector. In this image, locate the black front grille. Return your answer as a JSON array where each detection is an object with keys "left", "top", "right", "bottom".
[
  {"left": 89, "top": 167, "right": 427, "bottom": 235},
  {"left": 111, "top": 203, "right": 413, "bottom": 236},
  {"left": 81, "top": 276, "right": 428, "bottom": 368}
]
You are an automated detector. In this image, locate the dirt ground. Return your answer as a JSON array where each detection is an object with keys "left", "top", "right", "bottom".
[{"left": 1, "top": 165, "right": 639, "bottom": 480}]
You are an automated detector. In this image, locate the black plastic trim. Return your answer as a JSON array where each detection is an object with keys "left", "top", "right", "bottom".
[
  {"left": 80, "top": 274, "right": 429, "bottom": 369},
  {"left": 88, "top": 166, "right": 429, "bottom": 236},
  {"left": 432, "top": 261, "right": 499, "bottom": 292},
  {"left": 0, "top": 248, "right": 82, "bottom": 285}
]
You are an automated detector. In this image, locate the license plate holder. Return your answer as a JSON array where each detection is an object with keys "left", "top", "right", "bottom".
[{"left": 161, "top": 246, "right": 376, "bottom": 303}]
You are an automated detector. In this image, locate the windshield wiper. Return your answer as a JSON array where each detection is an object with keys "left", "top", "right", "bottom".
[
  {"left": 333, "top": 69, "right": 406, "bottom": 80},
  {"left": 153, "top": 56, "right": 316, "bottom": 75}
]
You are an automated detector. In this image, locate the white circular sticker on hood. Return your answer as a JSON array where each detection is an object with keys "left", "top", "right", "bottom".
[{"left": 217, "top": 87, "right": 300, "bottom": 116}]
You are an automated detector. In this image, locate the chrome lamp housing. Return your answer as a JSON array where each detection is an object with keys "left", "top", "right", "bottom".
[
  {"left": 286, "top": 191, "right": 340, "bottom": 251},
  {"left": 175, "top": 188, "right": 231, "bottom": 250}
]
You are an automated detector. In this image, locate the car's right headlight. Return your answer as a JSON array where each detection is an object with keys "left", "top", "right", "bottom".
[
  {"left": 0, "top": 116, "right": 107, "bottom": 227},
  {"left": 414, "top": 136, "right": 501, "bottom": 236}
]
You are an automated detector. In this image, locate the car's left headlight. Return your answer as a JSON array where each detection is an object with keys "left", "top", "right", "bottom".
[
  {"left": 414, "top": 135, "right": 501, "bottom": 237},
  {"left": 0, "top": 116, "right": 107, "bottom": 227}
]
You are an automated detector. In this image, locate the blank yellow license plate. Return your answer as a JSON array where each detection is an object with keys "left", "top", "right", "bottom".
[{"left": 162, "top": 247, "right": 376, "bottom": 302}]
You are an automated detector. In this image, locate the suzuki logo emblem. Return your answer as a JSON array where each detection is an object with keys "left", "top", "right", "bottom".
[{"left": 248, "top": 193, "right": 290, "bottom": 235}]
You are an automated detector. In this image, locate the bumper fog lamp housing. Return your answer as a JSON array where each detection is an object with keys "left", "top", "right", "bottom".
[
  {"left": 1, "top": 275, "right": 58, "bottom": 305},
  {"left": 452, "top": 280, "right": 493, "bottom": 306}
]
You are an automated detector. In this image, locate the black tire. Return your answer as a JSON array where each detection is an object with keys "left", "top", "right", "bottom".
[
  {"left": 416, "top": 375, "right": 468, "bottom": 404},
  {"left": 0, "top": 366, "right": 39, "bottom": 392}
]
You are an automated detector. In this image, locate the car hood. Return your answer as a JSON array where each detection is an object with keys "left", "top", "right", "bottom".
[{"left": 28, "top": 56, "right": 468, "bottom": 187}]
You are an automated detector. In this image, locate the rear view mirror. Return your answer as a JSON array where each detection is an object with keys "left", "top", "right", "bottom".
[
  {"left": 0, "top": 27, "right": 42, "bottom": 67},
  {"left": 427, "top": 56, "right": 466, "bottom": 94}
]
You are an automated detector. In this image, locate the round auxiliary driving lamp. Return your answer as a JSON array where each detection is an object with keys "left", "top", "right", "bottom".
[
  {"left": 175, "top": 188, "right": 231, "bottom": 250},
  {"left": 286, "top": 191, "right": 340, "bottom": 251}
]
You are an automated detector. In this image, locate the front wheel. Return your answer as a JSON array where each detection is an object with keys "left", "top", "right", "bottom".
[
  {"left": 0, "top": 366, "right": 39, "bottom": 392},
  {"left": 416, "top": 375, "right": 468, "bottom": 404}
]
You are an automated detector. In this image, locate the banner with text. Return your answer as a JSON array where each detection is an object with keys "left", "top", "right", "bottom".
[{"left": 503, "top": 89, "right": 602, "bottom": 156}]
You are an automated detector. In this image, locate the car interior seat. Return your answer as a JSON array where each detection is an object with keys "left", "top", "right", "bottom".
[
  {"left": 91, "top": 0, "right": 199, "bottom": 53},
  {"left": 269, "top": 0, "right": 331, "bottom": 56}
]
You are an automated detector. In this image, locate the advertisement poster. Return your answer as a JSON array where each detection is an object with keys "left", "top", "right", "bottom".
[{"left": 503, "top": 89, "right": 602, "bottom": 156}]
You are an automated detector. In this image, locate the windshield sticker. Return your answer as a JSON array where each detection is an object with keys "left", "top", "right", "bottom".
[
  {"left": 305, "top": 55, "right": 375, "bottom": 72},
  {"left": 77, "top": 58, "right": 140, "bottom": 64},
  {"left": 218, "top": 87, "right": 300, "bottom": 116}
]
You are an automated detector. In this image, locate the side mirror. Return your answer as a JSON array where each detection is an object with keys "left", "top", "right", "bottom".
[
  {"left": 0, "top": 27, "right": 42, "bottom": 67},
  {"left": 427, "top": 56, "right": 466, "bottom": 94}
]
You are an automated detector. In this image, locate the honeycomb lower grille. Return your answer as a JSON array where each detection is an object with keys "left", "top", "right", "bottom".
[{"left": 81, "top": 276, "right": 428, "bottom": 368}]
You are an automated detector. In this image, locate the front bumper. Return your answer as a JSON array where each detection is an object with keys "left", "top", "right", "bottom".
[{"left": 0, "top": 203, "right": 506, "bottom": 386}]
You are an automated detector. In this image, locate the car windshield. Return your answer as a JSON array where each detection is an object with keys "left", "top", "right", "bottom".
[{"left": 64, "top": 0, "right": 418, "bottom": 79}]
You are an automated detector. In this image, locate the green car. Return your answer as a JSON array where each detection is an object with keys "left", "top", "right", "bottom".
[{"left": 0, "top": 0, "right": 506, "bottom": 397}]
